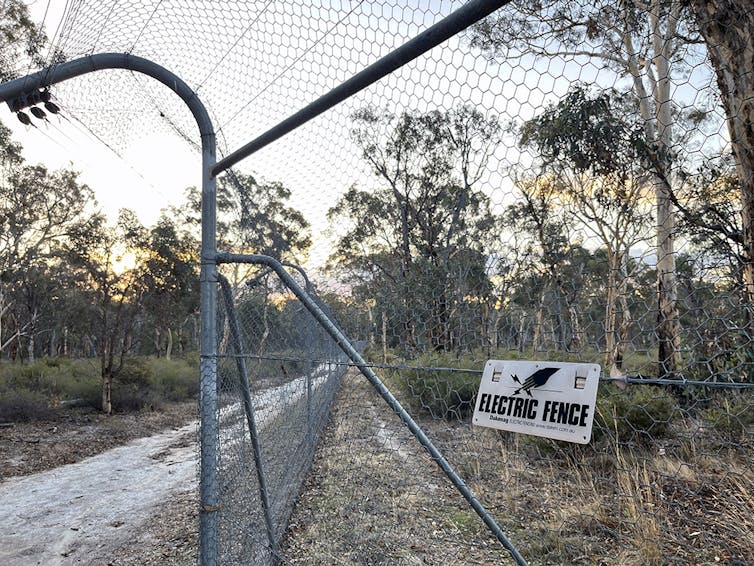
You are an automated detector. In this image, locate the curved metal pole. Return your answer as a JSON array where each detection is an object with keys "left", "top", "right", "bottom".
[{"left": 0, "top": 53, "right": 220, "bottom": 565}]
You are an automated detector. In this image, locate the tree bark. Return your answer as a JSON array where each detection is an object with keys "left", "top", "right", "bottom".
[
  {"left": 101, "top": 370, "right": 112, "bottom": 415},
  {"left": 27, "top": 333, "right": 34, "bottom": 365},
  {"left": 692, "top": 0, "right": 754, "bottom": 309},
  {"left": 165, "top": 328, "right": 173, "bottom": 360},
  {"left": 604, "top": 255, "right": 618, "bottom": 371}
]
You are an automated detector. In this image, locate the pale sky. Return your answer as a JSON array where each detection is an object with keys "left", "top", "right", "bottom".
[
  {"left": 3, "top": 1, "right": 726, "bottom": 272},
  {"left": 6, "top": 1, "right": 200, "bottom": 227}
]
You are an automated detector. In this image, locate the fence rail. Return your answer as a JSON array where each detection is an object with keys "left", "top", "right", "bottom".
[{"left": 1, "top": 0, "right": 751, "bottom": 563}]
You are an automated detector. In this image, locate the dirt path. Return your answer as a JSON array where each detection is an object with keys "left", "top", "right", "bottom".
[
  {"left": 0, "top": 367, "right": 336, "bottom": 565},
  {"left": 0, "top": 420, "right": 197, "bottom": 565}
]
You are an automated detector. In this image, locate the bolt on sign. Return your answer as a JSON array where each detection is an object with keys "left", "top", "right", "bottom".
[{"left": 472, "top": 360, "right": 601, "bottom": 444}]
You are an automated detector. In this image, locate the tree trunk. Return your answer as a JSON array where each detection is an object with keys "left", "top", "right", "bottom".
[
  {"left": 623, "top": 5, "right": 682, "bottom": 377},
  {"left": 616, "top": 282, "right": 632, "bottom": 371},
  {"left": 430, "top": 288, "right": 451, "bottom": 352},
  {"left": 552, "top": 277, "right": 566, "bottom": 351},
  {"left": 49, "top": 327, "right": 56, "bottom": 358},
  {"left": 165, "top": 328, "right": 173, "bottom": 360},
  {"left": 533, "top": 296, "right": 545, "bottom": 351},
  {"left": 693, "top": 0, "right": 754, "bottom": 309},
  {"left": 27, "top": 333, "right": 35, "bottom": 365},
  {"left": 153, "top": 328, "right": 161, "bottom": 358},
  {"left": 381, "top": 310, "right": 387, "bottom": 364},
  {"left": 101, "top": 370, "right": 112, "bottom": 415},
  {"left": 604, "top": 256, "right": 618, "bottom": 371},
  {"left": 568, "top": 303, "right": 583, "bottom": 352},
  {"left": 653, "top": 4, "right": 682, "bottom": 378},
  {"left": 518, "top": 312, "right": 527, "bottom": 352},
  {"left": 176, "top": 324, "right": 184, "bottom": 354}
]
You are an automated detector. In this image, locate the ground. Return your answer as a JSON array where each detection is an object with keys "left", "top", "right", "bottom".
[
  {"left": 0, "top": 402, "right": 199, "bottom": 565},
  {"left": 1, "top": 379, "right": 752, "bottom": 565},
  {"left": 0, "top": 402, "right": 197, "bottom": 479}
]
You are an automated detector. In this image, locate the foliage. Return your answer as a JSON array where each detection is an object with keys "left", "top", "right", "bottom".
[
  {"left": 700, "top": 394, "right": 754, "bottom": 440},
  {"left": 141, "top": 215, "right": 199, "bottom": 359},
  {"left": 329, "top": 105, "right": 501, "bottom": 353},
  {"left": 0, "top": 0, "right": 48, "bottom": 82},
  {"left": 520, "top": 86, "right": 650, "bottom": 178},
  {"left": 0, "top": 356, "right": 198, "bottom": 419},
  {"left": 517, "top": 85, "right": 653, "bottom": 372},
  {"left": 387, "top": 351, "right": 481, "bottom": 421},
  {"left": 179, "top": 171, "right": 311, "bottom": 261},
  {"left": 593, "top": 383, "right": 678, "bottom": 442}
]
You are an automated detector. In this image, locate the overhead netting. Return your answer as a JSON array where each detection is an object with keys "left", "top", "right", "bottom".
[{"left": 15, "top": 0, "right": 754, "bottom": 564}]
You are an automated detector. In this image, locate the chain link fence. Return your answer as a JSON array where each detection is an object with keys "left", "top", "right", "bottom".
[{"left": 5, "top": 0, "right": 754, "bottom": 564}]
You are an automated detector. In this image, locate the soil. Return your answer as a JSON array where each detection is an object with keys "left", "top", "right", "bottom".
[
  {"left": 1, "top": 381, "right": 752, "bottom": 566},
  {"left": 0, "top": 402, "right": 197, "bottom": 480},
  {"left": 0, "top": 402, "right": 200, "bottom": 565}
]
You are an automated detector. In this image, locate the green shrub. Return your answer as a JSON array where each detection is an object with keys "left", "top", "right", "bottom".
[
  {"left": 112, "top": 382, "right": 160, "bottom": 411},
  {"left": 146, "top": 357, "right": 198, "bottom": 401},
  {"left": 593, "top": 384, "right": 678, "bottom": 442},
  {"left": 391, "top": 351, "right": 481, "bottom": 421},
  {"left": 0, "top": 389, "right": 54, "bottom": 421},
  {"left": 66, "top": 378, "right": 102, "bottom": 409},
  {"left": 117, "top": 358, "right": 154, "bottom": 387},
  {"left": 0, "top": 356, "right": 200, "bottom": 417}
]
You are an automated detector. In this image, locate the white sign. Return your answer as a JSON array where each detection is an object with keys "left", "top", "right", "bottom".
[{"left": 472, "top": 360, "right": 601, "bottom": 444}]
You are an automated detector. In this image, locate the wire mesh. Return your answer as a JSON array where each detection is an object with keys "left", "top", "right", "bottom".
[
  {"left": 5, "top": 0, "right": 754, "bottom": 564},
  {"left": 215, "top": 268, "right": 350, "bottom": 564}
]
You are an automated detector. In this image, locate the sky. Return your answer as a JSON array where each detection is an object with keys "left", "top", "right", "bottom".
[
  {"left": 2, "top": 0, "right": 727, "bottom": 273},
  {"left": 5, "top": 0, "right": 200, "bottom": 227}
]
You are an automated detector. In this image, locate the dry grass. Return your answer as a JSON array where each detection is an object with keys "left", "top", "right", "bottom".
[{"left": 281, "top": 372, "right": 754, "bottom": 565}]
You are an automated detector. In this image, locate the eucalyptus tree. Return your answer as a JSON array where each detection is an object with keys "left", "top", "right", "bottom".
[
  {"left": 329, "top": 105, "right": 501, "bottom": 352},
  {"left": 0, "top": 0, "right": 47, "bottom": 83},
  {"left": 0, "top": 130, "right": 96, "bottom": 359},
  {"left": 502, "top": 176, "right": 573, "bottom": 353},
  {"left": 519, "top": 86, "right": 653, "bottom": 373},
  {"left": 65, "top": 210, "right": 149, "bottom": 414},
  {"left": 691, "top": 1, "right": 754, "bottom": 314},
  {"left": 471, "top": 0, "right": 700, "bottom": 374},
  {"left": 141, "top": 215, "right": 199, "bottom": 359}
]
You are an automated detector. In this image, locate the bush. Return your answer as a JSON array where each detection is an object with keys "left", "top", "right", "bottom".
[
  {"left": 146, "top": 357, "right": 198, "bottom": 402},
  {"left": 392, "top": 351, "right": 481, "bottom": 421},
  {"left": 700, "top": 395, "right": 754, "bottom": 440},
  {"left": 66, "top": 378, "right": 102, "bottom": 409},
  {"left": 118, "top": 358, "right": 154, "bottom": 387},
  {"left": 0, "top": 356, "right": 199, "bottom": 418},
  {"left": 0, "top": 389, "right": 54, "bottom": 421},
  {"left": 593, "top": 384, "right": 678, "bottom": 442},
  {"left": 112, "top": 382, "right": 160, "bottom": 411}
]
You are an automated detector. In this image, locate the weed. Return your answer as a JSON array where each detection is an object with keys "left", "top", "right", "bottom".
[{"left": 614, "top": 447, "right": 662, "bottom": 565}]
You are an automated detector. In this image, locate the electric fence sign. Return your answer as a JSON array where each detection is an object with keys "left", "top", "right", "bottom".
[{"left": 472, "top": 360, "right": 601, "bottom": 444}]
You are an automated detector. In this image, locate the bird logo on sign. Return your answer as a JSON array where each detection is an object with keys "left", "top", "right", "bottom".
[{"left": 511, "top": 367, "right": 560, "bottom": 397}]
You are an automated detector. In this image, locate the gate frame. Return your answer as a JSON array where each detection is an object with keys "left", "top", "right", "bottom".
[
  {"left": 0, "top": 53, "right": 223, "bottom": 565},
  {"left": 0, "top": 2, "right": 526, "bottom": 563}
]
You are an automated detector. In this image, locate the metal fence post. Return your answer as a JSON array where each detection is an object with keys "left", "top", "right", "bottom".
[{"left": 0, "top": 53, "right": 221, "bottom": 566}]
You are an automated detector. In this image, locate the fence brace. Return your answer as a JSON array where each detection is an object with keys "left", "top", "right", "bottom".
[{"left": 216, "top": 252, "right": 529, "bottom": 566}]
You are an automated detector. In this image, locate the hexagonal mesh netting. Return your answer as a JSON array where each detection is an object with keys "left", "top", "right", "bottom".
[{"left": 4, "top": 0, "right": 754, "bottom": 564}]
